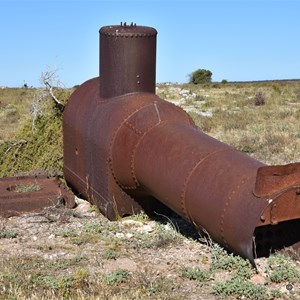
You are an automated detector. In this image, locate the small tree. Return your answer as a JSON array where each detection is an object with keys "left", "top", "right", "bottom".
[
  {"left": 190, "top": 69, "right": 212, "bottom": 84},
  {"left": 30, "top": 67, "right": 69, "bottom": 131}
]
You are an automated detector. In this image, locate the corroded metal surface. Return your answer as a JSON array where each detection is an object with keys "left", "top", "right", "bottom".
[
  {"left": 0, "top": 176, "right": 75, "bottom": 217},
  {"left": 100, "top": 23, "right": 157, "bottom": 99},
  {"left": 63, "top": 23, "right": 300, "bottom": 264},
  {"left": 254, "top": 162, "right": 300, "bottom": 199}
]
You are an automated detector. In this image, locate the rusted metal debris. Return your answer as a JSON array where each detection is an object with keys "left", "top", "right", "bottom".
[
  {"left": 0, "top": 176, "right": 75, "bottom": 217},
  {"left": 63, "top": 23, "right": 300, "bottom": 264}
]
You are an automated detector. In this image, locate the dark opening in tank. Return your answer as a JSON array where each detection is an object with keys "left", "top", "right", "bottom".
[{"left": 253, "top": 219, "right": 300, "bottom": 258}]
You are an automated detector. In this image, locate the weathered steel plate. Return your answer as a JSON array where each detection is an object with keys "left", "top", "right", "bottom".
[{"left": 0, "top": 176, "right": 75, "bottom": 217}]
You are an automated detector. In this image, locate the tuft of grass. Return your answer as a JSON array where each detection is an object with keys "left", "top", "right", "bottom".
[
  {"left": 27, "top": 267, "right": 89, "bottom": 297},
  {"left": 212, "top": 277, "right": 269, "bottom": 300},
  {"left": 70, "top": 220, "right": 120, "bottom": 246},
  {"left": 13, "top": 183, "right": 41, "bottom": 193},
  {"left": 36, "top": 244, "right": 54, "bottom": 251},
  {"left": 102, "top": 248, "right": 120, "bottom": 260},
  {"left": 270, "top": 289, "right": 283, "bottom": 299},
  {"left": 0, "top": 229, "right": 18, "bottom": 239},
  {"left": 129, "top": 210, "right": 150, "bottom": 223},
  {"left": 56, "top": 228, "right": 78, "bottom": 238},
  {"left": 102, "top": 269, "right": 130, "bottom": 285},
  {"left": 83, "top": 221, "right": 103, "bottom": 234},
  {"left": 140, "top": 222, "right": 184, "bottom": 249},
  {"left": 211, "top": 245, "right": 254, "bottom": 279},
  {"left": 180, "top": 266, "right": 212, "bottom": 283},
  {"left": 268, "top": 254, "right": 300, "bottom": 283},
  {"left": 0, "top": 255, "right": 88, "bottom": 299}
]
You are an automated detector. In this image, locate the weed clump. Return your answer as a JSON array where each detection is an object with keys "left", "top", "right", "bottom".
[
  {"left": 0, "top": 88, "right": 72, "bottom": 177},
  {"left": 211, "top": 245, "right": 253, "bottom": 279},
  {"left": 14, "top": 183, "right": 41, "bottom": 192},
  {"left": 212, "top": 277, "right": 269, "bottom": 299},
  {"left": 254, "top": 91, "right": 266, "bottom": 106},
  {"left": 180, "top": 266, "right": 212, "bottom": 283},
  {"left": 0, "top": 229, "right": 18, "bottom": 239},
  {"left": 102, "top": 248, "right": 120, "bottom": 260},
  {"left": 102, "top": 269, "right": 130, "bottom": 285},
  {"left": 268, "top": 254, "right": 300, "bottom": 283},
  {"left": 0, "top": 114, "right": 63, "bottom": 177}
]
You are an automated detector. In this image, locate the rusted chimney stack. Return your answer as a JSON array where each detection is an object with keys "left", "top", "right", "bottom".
[{"left": 99, "top": 23, "right": 157, "bottom": 98}]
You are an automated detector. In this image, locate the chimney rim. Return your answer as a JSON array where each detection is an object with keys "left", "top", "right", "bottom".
[{"left": 99, "top": 24, "right": 157, "bottom": 37}]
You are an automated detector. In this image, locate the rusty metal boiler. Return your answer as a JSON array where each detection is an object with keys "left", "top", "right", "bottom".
[{"left": 63, "top": 23, "right": 300, "bottom": 263}]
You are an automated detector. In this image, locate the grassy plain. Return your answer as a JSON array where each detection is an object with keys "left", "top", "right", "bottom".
[{"left": 0, "top": 81, "right": 299, "bottom": 299}]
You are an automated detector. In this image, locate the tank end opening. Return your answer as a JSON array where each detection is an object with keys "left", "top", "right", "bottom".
[{"left": 253, "top": 219, "right": 300, "bottom": 258}]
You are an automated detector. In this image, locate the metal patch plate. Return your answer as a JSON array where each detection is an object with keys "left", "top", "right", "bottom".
[{"left": 0, "top": 176, "right": 75, "bottom": 217}]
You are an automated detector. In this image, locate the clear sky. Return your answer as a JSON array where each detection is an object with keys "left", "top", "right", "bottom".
[{"left": 1, "top": 0, "right": 299, "bottom": 87}]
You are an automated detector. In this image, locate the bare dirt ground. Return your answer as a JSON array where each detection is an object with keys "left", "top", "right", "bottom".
[
  {"left": 1, "top": 197, "right": 300, "bottom": 299},
  {"left": 0, "top": 198, "right": 216, "bottom": 299}
]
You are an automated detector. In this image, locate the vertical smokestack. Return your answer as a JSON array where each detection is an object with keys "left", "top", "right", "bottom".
[{"left": 99, "top": 23, "right": 157, "bottom": 99}]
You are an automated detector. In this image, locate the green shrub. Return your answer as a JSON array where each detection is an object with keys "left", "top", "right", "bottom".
[
  {"left": 14, "top": 183, "right": 41, "bottom": 192},
  {"left": 0, "top": 87, "right": 72, "bottom": 177},
  {"left": 268, "top": 254, "right": 300, "bottom": 283},
  {"left": 0, "top": 230, "right": 18, "bottom": 239},
  {"left": 211, "top": 245, "right": 253, "bottom": 279},
  {"left": 190, "top": 69, "right": 212, "bottom": 84},
  {"left": 254, "top": 91, "right": 266, "bottom": 106},
  {"left": 212, "top": 277, "right": 269, "bottom": 300},
  {"left": 180, "top": 266, "right": 211, "bottom": 282},
  {"left": 0, "top": 113, "right": 63, "bottom": 177},
  {"left": 102, "top": 249, "right": 120, "bottom": 260},
  {"left": 102, "top": 269, "right": 130, "bottom": 285},
  {"left": 56, "top": 228, "right": 77, "bottom": 238}
]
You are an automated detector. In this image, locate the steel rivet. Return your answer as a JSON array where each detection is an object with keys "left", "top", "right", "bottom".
[
  {"left": 260, "top": 215, "right": 266, "bottom": 222},
  {"left": 296, "top": 188, "right": 300, "bottom": 195}
]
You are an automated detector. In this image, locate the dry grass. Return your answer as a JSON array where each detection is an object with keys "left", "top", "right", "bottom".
[{"left": 0, "top": 88, "right": 36, "bottom": 141}]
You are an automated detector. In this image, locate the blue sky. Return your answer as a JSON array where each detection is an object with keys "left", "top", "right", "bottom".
[{"left": 0, "top": 0, "right": 299, "bottom": 87}]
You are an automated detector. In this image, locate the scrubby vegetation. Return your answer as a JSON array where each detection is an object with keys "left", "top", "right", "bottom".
[
  {"left": 189, "top": 68, "right": 213, "bottom": 84},
  {"left": 0, "top": 87, "right": 72, "bottom": 177}
]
